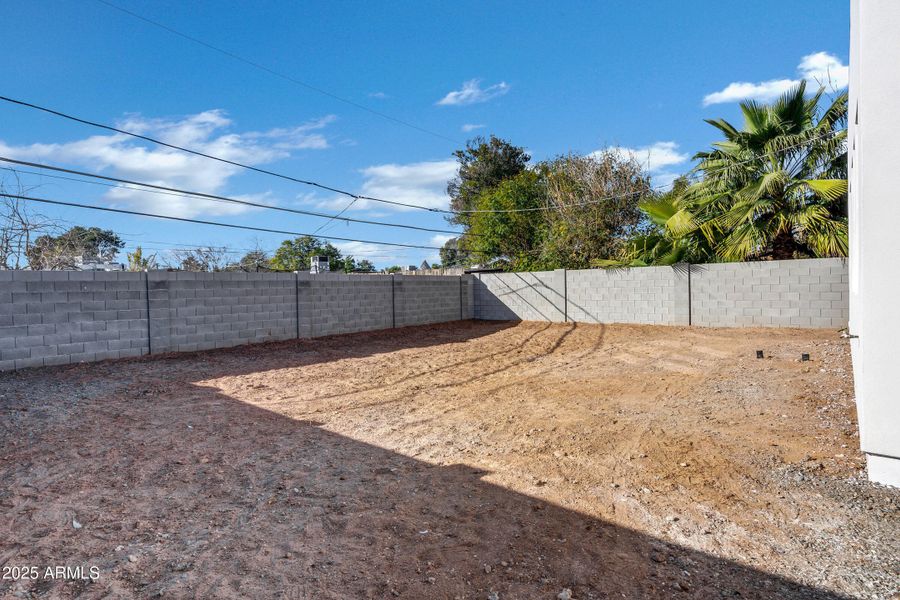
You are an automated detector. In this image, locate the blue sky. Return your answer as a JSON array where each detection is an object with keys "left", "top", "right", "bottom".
[{"left": 1, "top": 0, "right": 850, "bottom": 268}]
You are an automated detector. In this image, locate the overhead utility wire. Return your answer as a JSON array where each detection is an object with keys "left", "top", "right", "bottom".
[
  {"left": 0, "top": 95, "right": 452, "bottom": 213},
  {"left": 0, "top": 95, "right": 842, "bottom": 216},
  {"left": 0, "top": 157, "right": 470, "bottom": 236},
  {"left": 446, "top": 129, "right": 845, "bottom": 214},
  {"left": 118, "top": 240, "right": 415, "bottom": 259},
  {"left": 0, "top": 193, "right": 445, "bottom": 251},
  {"left": 451, "top": 128, "right": 844, "bottom": 214},
  {"left": 312, "top": 196, "right": 358, "bottom": 235},
  {"left": 33, "top": 228, "right": 419, "bottom": 259},
  {"left": 40, "top": 232, "right": 417, "bottom": 260},
  {"left": 93, "top": 0, "right": 461, "bottom": 145}
]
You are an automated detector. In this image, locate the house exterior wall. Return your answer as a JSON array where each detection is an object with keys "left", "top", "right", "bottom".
[{"left": 848, "top": 0, "right": 900, "bottom": 486}]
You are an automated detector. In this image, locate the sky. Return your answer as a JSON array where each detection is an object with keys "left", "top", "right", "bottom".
[{"left": 0, "top": 0, "right": 850, "bottom": 269}]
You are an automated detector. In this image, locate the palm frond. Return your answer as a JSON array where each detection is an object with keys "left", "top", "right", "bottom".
[
  {"left": 803, "top": 217, "right": 848, "bottom": 257},
  {"left": 718, "top": 221, "right": 769, "bottom": 261},
  {"left": 803, "top": 178, "right": 848, "bottom": 202},
  {"left": 632, "top": 80, "right": 847, "bottom": 264},
  {"left": 739, "top": 100, "right": 770, "bottom": 134},
  {"left": 638, "top": 196, "right": 679, "bottom": 226},
  {"left": 703, "top": 118, "right": 742, "bottom": 141}
]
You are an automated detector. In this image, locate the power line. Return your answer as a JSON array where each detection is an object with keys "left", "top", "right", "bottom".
[
  {"left": 0, "top": 193, "right": 446, "bottom": 251},
  {"left": 0, "top": 157, "right": 469, "bottom": 236},
  {"left": 452, "top": 128, "right": 845, "bottom": 214},
  {"left": 0, "top": 94, "right": 843, "bottom": 216},
  {"left": 121, "top": 243, "right": 413, "bottom": 266},
  {"left": 7, "top": 227, "right": 417, "bottom": 263},
  {"left": 117, "top": 238, "right": 417, "bottom": 258},
  {"left": 313, "top": 196, "right": 358, "bottom": 236},
  {"left": 93, "top": 0, "right": 461, "bottom": 145},
  {"left": 0, "top": 95, "right": 454, "bottom": 213}
]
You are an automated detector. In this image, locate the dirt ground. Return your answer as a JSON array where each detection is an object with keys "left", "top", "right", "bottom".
[{"left": 1, "top": 321, "right": 898, "bottom": 599}]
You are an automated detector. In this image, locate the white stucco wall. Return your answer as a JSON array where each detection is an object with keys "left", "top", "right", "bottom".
[{"left": 849, "top": 0, "right": 900, "bottom": 487}]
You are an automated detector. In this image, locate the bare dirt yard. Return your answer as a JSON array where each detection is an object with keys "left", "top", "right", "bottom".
[{"left": 1, "top": 321, "right": 898, "bottom": 599}]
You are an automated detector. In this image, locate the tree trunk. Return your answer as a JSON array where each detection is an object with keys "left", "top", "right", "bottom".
[{"left": 771, "top": 229, "right": 798, "bottom": 260}]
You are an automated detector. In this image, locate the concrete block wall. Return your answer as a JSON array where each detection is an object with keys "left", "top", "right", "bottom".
[
  {"left": 149, "top": 272, "right": 297, "bottom": 354},
  {"left": 690, "top": 258, "right": 848, "bottom": 328},
  {"left": 0, "top": 271, "right": 149, "bottom": 371},
  {"left": 298, "top": 273, "right": 393, "bottom": 337},
  {"left": 474, "top": 270, "right": 566, "bottom": 322},
  {"left": 474, "top": 258, "right": 848, "bottom": 329},
  {"left": 462, "top": 275, "right": 475, "bottom": 320},
  {"left": 0, "top": 260, "right": 849, "bottom": 372},
  {"left": 567, "top": 266, "right": 690, "bottom": 325},
  {"left": 395, "top": 275, "right": 471, "bottom": 326},
  {"left": 0, "top": 271, "right": 476, "bottom": 371}
]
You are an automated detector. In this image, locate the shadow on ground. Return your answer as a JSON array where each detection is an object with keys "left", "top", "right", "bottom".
[{"left": 0, "top": 322, "right": 852, "bottom": 599}]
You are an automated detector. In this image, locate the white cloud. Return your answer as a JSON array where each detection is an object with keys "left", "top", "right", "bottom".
[
  {"left": 646, "top": 170, "right": 681, "bottom": 190},
  {"left": 316, "top": 159, "right": 458, "bottom": 213},
  {"left": 333, "top": 240, "right": 419, "bottom": 269},
  {"left": 611, "top": 141, "right": 689, "bottom": 173},
  {"left": 703, "top": 79, "right": 797, "bottom": 107},
  {"left": 359, "top": 160, "right": 458, "bottom": 210},
  {"left": 244, "top": 115, "right": 336, "bottom": 150},
  {"left": 430, "top": 234, "right": 454, "bottom": 247},
  {"left": 798, "top": 51, "right": 849, "bottom": 89},
  {"left": 437, "top": 79, "right": 509, "bottom": 106},
  {"left": 0, "top": 110, "right": 335, "bottom": 217},
  {"left": 368, "top": 92, "right": 389, "bottom": 99},
  {"left": 601, "top": 141, "right": 689, "bottom": 190},
  {"left": 335, "top": 241, "right": 401, "bottom": 258},
  {"left": 461, "top": 123, "right": 485, "bottom": 133},
  {"left": 703, "top": 51, "right": 848, "bottom": 106}
]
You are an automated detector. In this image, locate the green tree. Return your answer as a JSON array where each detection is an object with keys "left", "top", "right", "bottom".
[
  {"left": 270, "top": 235, "right": 343, "bottom": 271},
  {"left": 613, "top": 83, "right": 847, "bottom": 266},
  {"left": 439, "top": 237, "right": 464, "bottom": 267},
  {"left": 341, "top": 255, "right": 357, "bottom": 273},
  {"left": 541, "top": 152, "right": 649, "bottom": 269},
  {"left": 447, "top": 136, "right": 530, "bottom": 227},
  {"left": 700, "top": 83, "right": 847, "bottom": 260},
  {"left": 126, "top": 246, "right": 157, "bottom": 271},
  {"left": 457, "top": 151, "right": 649, "bottom": 270},
  {"left": 171, "top": 246, "right": 229, "bottom": 272},
  {"left": 27, "top": 226, "right": 124, "bottom": 270},
  {"left": 356, "top": 259, "right": 375, "bottom": 272},
  {"left": 464, "top": 171, "right": 548, "bottom": 270},
  {"left": 236, "top": 249, "right": 270, "bottom": 271},
  {"left": 384, "top": 265, "right": 402, "bottom": 274},
  {"left": 597, "top": 176, "right": 719, "bottom": 267},
  {"left": 645, "top": 83, "right": 846, "bottom": 266},
  {"left": 178, "top": 255, "right": 205, "bottom": 272}
]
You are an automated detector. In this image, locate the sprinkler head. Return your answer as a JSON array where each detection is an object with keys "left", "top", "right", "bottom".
[
  {"left": 756, "top": 350, "right": 764, "bottom": 359},
  {"left": 801, "top": 353, "right": 810, "bottom": 362}
]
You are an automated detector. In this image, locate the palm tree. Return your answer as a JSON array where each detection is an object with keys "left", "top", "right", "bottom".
[
  {"left": 609, "top": 82, "right": 848, "bottom": 267},
  {"left": 690, "top": 81, "right": 848, "bottom": 260},
  {"left": 603, "top": 176, "right": 718, "bottom": 266}
]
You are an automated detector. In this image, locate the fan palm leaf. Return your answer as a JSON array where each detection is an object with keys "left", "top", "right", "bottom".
[{"left": 608, "top": 82, "right": 846, "bottom": 268}]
